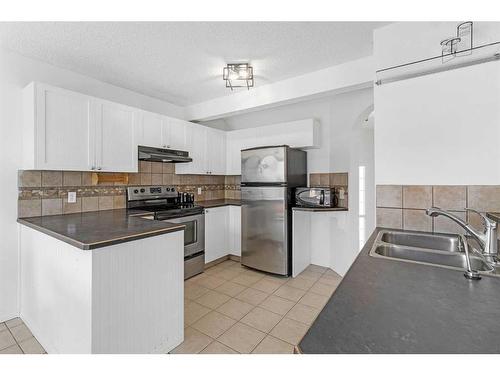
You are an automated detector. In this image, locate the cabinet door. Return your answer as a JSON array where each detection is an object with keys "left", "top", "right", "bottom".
[
  {"left": 206, "top": 128, "right": 226, "bottom": 175},
  {"left": 225, "top": 133, "right": 243, "bottom": 175},
  {"left": 175, "top": 123, "right": 202, "bottom": 174},
  {"left": 167, "top": 118, "right": 187, "bottom": 150},
  {"left": 138, "top": 111, "right": 164, "bottom": 148},
  {"left": 182, "top": 124, "right": 207, "bottom": 174},
  {"left": 96, "top": 100, "right": 138, "bottom": 172},
  {"left": 35, "top": 84, "right": 95, "bottom": 170},
  {"left": 205, "top": 207, "right": 228, "bottom": 263},
  {"left": 228, "top": 206, "right": 241, "bottom": 256}
]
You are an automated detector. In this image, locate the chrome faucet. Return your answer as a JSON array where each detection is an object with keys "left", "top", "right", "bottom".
[
  {"left": 426, "top": 207, "right": 498, "bottom": 262},
  {"left": 458, "top": 234, "right": 481, "bottom": 280}
]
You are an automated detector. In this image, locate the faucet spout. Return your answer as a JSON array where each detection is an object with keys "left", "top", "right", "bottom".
[{"left": 426, "top": 207, "right": 498, "bottom": 259}]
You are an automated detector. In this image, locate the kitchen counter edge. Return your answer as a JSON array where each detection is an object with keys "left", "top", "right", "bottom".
[
  {"left": 298, "top": 226, "right": 500, "bottom": 354},
  {"left": 292, "top": 207, "right": 348, "bottom": 212},
  {"left": 17, "top": 209, "right": 185, "bottom": 250}
]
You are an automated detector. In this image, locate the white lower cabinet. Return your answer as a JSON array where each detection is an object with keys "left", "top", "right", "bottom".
[
  {"left": 204, "top": 205, "right": 241, "bottom": 263},
  {"left": 228, "top": 206, "right": 241, "bottom": 256},
  {"left": 292, "top": 210, "right": 350, "bottom": 277},
  {"left": 204, "top": 207, "right": 229, "bottom": 263}
]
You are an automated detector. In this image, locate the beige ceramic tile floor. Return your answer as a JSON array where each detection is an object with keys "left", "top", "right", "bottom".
[
  {"left": 0, "top": 261, "right": 341, "bottom": 355},
  {"left": 172, "top": 260, "right": 342, "bottom": 354},
  {"left": 0, "top": 318, "right": 46, "bottom": 354}
]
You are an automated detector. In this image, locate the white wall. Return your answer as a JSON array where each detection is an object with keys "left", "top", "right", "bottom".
[
  {"left": 374, "top": 22, "right": 500, "bottom": 185},
  {"left": 185, "top": 56, "right": 374, "bottom": 121},
  {"left": 0, "top": 48, "right": 183, "bottom": 322},
  {"left": 204, "top": 88, "right": 376, "bottom": 271},
  {"left": 374, "top": 22, "right": 500, "bottom": 70}
]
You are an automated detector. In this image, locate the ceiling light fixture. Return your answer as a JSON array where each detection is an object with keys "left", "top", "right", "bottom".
[{"left": 223, "top": 63, "right": 254, "bottom": 90}]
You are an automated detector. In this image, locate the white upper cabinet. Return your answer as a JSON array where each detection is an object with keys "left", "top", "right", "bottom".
[
  {"left": 176, "top": 122, "right": 206, "bottom": 175},
  {"left": 138, "top": 112, "right": 189, "bottom": 151},
  {"left": 23, "top": 83, "right": 138, "bottom": 172},
  {"left": 138, "top": 111, "right": 164, "bottom": 148},
  {"left": 22, "top": 82, "right": 319, "bottom": 176},
  {"left": 225, "top": 119, "right": 320, "bottom": 175},
  {"left": 23, "top": 83, "right": 96, "bottom": 171},
  {"left": 167, "top": 118, "right": 188, "bottom": 151},
  {"left": 176, "top": 124, "right": 226, "bottom": 175},
  {"left": 206, "top": 128, "right": 226, "bottom": 175},
  {"left": 95, "top": 100, "right": 138, "bottom": 172}
]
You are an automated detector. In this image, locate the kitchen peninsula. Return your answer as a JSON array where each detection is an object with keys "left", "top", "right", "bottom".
[{"left": 17, "top": 210, "right": 185, "bottom": 354}]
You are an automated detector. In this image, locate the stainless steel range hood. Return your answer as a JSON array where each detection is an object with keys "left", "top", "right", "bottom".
[{"left": 138, "top": 145, "right": 192, "bottom": 163}]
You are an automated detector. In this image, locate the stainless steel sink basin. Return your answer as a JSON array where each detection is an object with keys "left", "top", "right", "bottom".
[
  {"left": 374, "top": 244, "right": 493, "bottom": 271},
  {"left": 370, "top": 230, "right": 497, "bottom": 275},
  {"left": 380, "top": 231, "right": 461, "bottom": 252}
]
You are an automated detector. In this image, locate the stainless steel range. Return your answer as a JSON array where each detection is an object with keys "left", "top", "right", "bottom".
[{"left": 126, "top": 186, "right": 205, "bottom": 279}]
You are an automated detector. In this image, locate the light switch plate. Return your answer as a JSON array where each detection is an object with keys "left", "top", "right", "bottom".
[
  {"left": 197, "top": 187, "right": 202, "bottom": 195},
  {"left": 68, "top": 191, "right": 77, "bottom": 203}
]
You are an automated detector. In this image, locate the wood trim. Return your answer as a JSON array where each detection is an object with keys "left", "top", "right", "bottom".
[{"left": 91, "top": 172, "right": 129, "bottom": 186}]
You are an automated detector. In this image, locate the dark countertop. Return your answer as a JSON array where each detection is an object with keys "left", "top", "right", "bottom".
[
  {"left": 298, "top": 227, "right": 500, "bottom": 354},
  {"left": 18, "top": 209, "right": 185, "bottom": 250},
  {"left": 197, "top": 199, "right": 241, "bottom": 208},
  {"left": 292, "top": 207, "right": 348, "bottom": 212}
]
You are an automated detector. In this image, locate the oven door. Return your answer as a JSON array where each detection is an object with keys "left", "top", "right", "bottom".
[{"left": 161, "top": 213, "right": 205, "bottom": 257}]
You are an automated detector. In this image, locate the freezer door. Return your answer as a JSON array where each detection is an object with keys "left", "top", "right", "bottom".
[
  {"left": 241, "top": 186, "right": 289, "bottom": 275},
  {"left": 241, "top": 146, "right": 286, "bottom": 184}
]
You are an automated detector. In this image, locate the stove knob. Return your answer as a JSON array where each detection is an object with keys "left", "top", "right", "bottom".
[
  {"left": 133, "top": 189, "right": 139, "bottom": 194},
  {"left": 140, "top": 188, "right": 145, "bottom": 193},
  {"left": 166, "top": 187, "right": 170, "bottom": 192}
]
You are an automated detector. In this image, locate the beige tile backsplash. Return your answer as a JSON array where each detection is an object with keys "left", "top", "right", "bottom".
[
  {"left": 377, "top": 184, "right": 500, "bottom": 236},
  {"left": 18, "top": 164, "right": 241, "bottom": 218},
  {"left": 402, "top": 186, "right": 432, "bottom": 209},
  {"left": 308, "top": 172, "right": 348, "bottom": 208}
]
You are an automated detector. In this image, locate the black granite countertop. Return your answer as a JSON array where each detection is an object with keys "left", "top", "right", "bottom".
[
  {"left": 197, "top": 199, "right": 241, "bottom": 208},
  {"left": 18, "top": 209, "right": 185, "bottom": 250},
  {"left": 292, "top": 207, "right": 348, "bottom": 212},
  {"left": 298, "top": 227, "right": 500, "bottom": 354}
]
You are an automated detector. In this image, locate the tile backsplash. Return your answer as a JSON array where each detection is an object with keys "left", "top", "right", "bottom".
[
  {"left": 18, "top": 161, "right": 241, "bottom": 218},
  {"left": 309, "top": 172, "right": 349, "bottom": 208},
  {"left": 376, "top": 185, "right": 500, "bottom": 236},
  {"left": 18, "top": 167, "right": 349, "bottom": 218}
]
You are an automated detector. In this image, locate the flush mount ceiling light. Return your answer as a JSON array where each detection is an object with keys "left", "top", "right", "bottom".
[{"left": 223, "top": 63, "right": 254, "bottom": 90}]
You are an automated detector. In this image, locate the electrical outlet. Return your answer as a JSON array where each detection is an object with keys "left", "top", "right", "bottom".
[
  {"left": 339, "top": 189, "right": 345, "bottom": 200},
  {"left": 68, "top": 191, "right": 77, "bottom": 203},
  {"left": 197, "top": 187, "right": 202, "bottom": 195}
]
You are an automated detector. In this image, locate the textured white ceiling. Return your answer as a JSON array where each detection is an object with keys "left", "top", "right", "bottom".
[{"left": 0, "top": 22, "right": 388, "bottom": 106}]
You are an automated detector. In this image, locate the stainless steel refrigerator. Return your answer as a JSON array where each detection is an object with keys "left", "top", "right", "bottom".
[{"left": 241, "top": 145, "right": 307, "bottom": 276}]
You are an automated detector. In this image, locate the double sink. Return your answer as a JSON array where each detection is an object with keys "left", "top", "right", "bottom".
[{"left": 370, "top": 230, "right": 499, "bottom": 276}]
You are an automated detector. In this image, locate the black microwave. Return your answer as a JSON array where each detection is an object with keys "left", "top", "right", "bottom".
[{"left": 295, "top": 187, "right": 338, "bottom": 208}]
